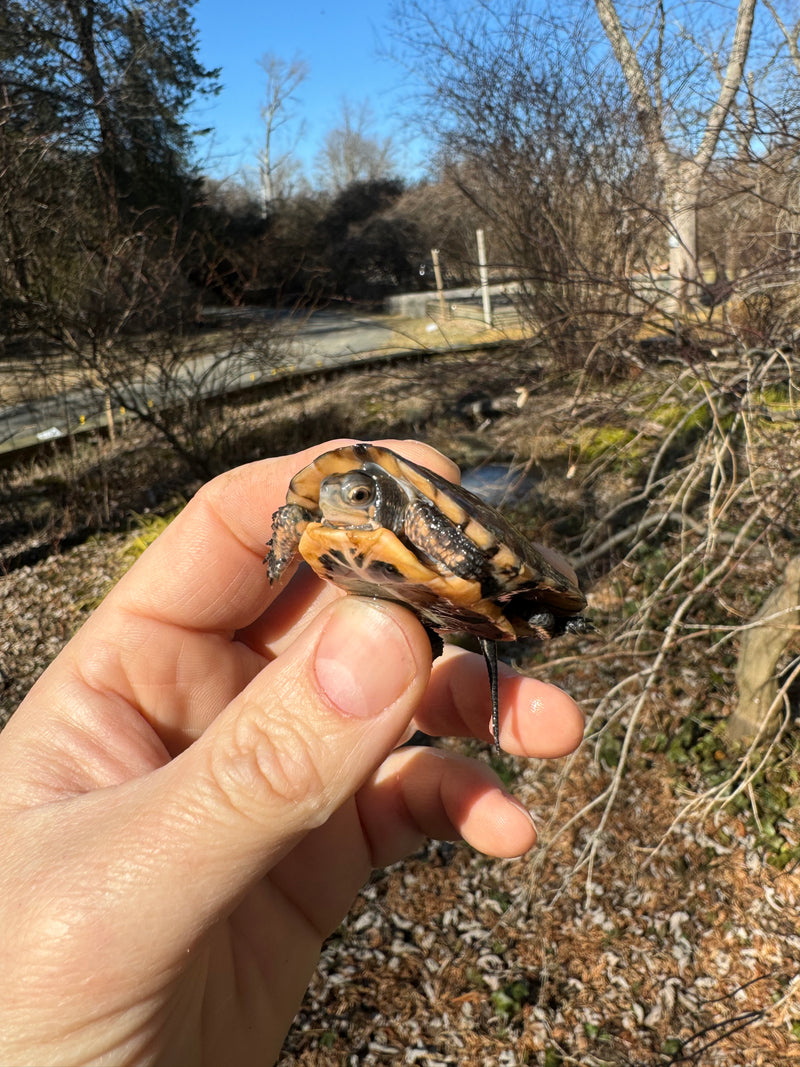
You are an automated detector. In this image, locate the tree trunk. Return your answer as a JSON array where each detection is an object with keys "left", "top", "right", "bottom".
[
  {"left": 593, "top": 0, "right": 757, "bottom": 315},
  {"left": 64, "top": 0, "right": 118, "bottom": 207},
  {"left": 666, "top": 160, "right": 701, "bottom": 311}
]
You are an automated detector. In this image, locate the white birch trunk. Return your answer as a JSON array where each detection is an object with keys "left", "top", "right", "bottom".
[
  {"left": 593, "top": 0, "right": 757, "bottom": 313},
  {"left": 667, "top": 161, "right": 702, "bottom": 309}
]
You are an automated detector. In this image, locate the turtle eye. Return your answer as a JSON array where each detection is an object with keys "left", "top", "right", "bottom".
[
  {"left": 319, "top": 472, "right": 378, "bottom": 518},
  {"left": 344, "top": 477, "right": 375, "bottom": 506}
]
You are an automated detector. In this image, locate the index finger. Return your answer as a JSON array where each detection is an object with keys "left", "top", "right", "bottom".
[
  {"left": 4, "top": 440, "right": 459, "bottom": 780},
  {"left": 109, "top": 438, "right": 461, "bottom": 634}
]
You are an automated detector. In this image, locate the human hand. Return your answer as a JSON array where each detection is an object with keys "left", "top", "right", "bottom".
[{"left": 0, "top": 439, "right": 584, "bottom": 1066}]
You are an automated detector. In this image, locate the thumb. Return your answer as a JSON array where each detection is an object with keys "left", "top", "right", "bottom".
[{"left": 156, "top": 596, "right": 432, "bottom": 917}]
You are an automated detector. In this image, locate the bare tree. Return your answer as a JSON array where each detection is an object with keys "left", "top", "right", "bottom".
[
  {"left": 390, "top": 2, "right": 662, "bottom": 356},
  {"left": 0, "top": 4, "right": 298, "bottom": 478},
  {"left": 763, "top": 0, "right": 800, "bottom": 73},
  {"left": 314, "top": 99, "right": 398, "bottom": 192},
  {"left": 392, "top": 0, "right": 800, "bottom": 332},
  {"left": 257, "top": 52, "right": 309, "bottom": 213},
  {"left": 593, "top": 0, "right": 757, "bottom": 308}
]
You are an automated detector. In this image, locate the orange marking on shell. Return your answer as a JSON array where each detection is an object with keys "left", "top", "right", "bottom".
[
  {"left": 298, "top": 523, "right": 516, "bottom": 639},
  {"left": 463, "top": 516, "right": 496, "bottom": 551},
  {"left": 300, "top": 524, "right": 438, "bottom": 584},
  {"left": 286, "top": 448, "right": 364, "bottom": 511},
  {"left": 491, "top": 543, "right": 523, "bottom": 575},
  {"left": 434, "top": 493, "right": 468, "bottom": 526}
]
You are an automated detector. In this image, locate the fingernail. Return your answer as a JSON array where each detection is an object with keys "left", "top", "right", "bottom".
[
  {"left": 505, "top": 794, "right": 537, "bottom": 834},
  {"left": 314, "top": 598, "right": 418, "bottom": 718}
]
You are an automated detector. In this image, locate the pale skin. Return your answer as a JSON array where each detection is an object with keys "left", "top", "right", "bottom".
[{"left": 0, "top": 439, "right": 584, "bottom": 1067}]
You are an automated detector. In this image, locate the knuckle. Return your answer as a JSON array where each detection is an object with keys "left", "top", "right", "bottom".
[{"left": 208, "top": 697, "right": 329, "bottom": 824}]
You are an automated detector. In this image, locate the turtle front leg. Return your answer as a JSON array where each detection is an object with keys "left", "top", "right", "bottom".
[
  {"left": 479, "top": 637, "right": 501, "bottom": 754},
  {"left": 264, "top": 504, "right": 311, "bottom": 583}
]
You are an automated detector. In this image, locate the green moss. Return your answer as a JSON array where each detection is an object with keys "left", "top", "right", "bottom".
[
  {"left": 574, "top": 424, "right": 648, "bottom": 474},
  {"left": 662, "top": 1037, "right": 683, "bottom": 1056},
  {"left": 598, "top": 732, "right": 624, "bottom": 769},
  {"left": 120, "top": 505, "right": 185, "bottom": 566},
  {"left": 577, "top": 425, "right": 637, "bottom": 462},
  {"left": 760, "top": 383, "right": 796, "bottom": 407},
  {"left": 543, "top": 1050, "right": 564, "bottom": 1067},
  {"left": 649, "top": 401, "right": 712, "bottom": 433}
]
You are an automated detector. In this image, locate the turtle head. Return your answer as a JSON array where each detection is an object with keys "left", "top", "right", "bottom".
[{"left": 318, "top": 466, "right": 408, "bottom": 532}]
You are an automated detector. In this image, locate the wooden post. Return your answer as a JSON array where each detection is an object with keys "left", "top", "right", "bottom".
[
  {"left": 431, "top": 248, "right": 446, "bottom": 317},
  {"left": 476, "top": 228, "right": 492, "bottom": 326},
  {"left": 105, "top": 392, "right": 115, "bottom": 443}
]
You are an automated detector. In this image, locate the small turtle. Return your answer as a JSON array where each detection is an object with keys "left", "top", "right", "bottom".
[{"left": 266, "top": 443, "right": 590, "bottom": 751}]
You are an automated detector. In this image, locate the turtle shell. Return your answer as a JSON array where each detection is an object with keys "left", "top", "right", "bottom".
[{"left": 266, "top": 443, "right": 587, "bottom": 643}]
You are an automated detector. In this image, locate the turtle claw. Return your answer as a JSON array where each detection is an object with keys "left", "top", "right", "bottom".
[
  {"left": 479, "top": 637, "right": 501, "bottom": 754},
  {"left": 423, "top": 625, "right": 444, "bottom": 662}
]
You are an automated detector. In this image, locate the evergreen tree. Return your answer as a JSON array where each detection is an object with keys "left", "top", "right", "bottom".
[{"left": 0, "top": 0, "right": 219, "bottom": 215}]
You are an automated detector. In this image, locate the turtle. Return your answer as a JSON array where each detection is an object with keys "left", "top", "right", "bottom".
[{"left": 265, "top": 442, "right": 590, "bottom": 751}]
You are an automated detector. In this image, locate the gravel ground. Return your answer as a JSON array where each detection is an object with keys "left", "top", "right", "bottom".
[
  {"left": 280, "top": 744, "right": 800, "bottom": 1066},
  {"left": 1, "top": 534, "right": 128, "bottom": 723},
  {"left": 3, "top": 533, "right": 798, "bottom": 1066}
]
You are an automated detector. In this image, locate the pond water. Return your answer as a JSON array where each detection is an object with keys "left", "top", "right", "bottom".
[{"left": 460, "top": 463, "right": 534, "bottom": 506}]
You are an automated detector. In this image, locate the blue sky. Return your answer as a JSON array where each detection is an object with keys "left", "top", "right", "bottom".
[{"left": 191, "top": 0, "right": 423, "bottom": 183}]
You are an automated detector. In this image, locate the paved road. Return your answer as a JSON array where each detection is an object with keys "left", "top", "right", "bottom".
[{"left": 0, "top": 310, "right": 420, "bottom": 455}]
